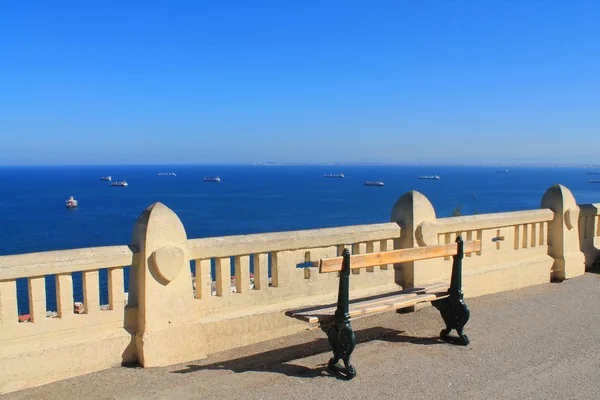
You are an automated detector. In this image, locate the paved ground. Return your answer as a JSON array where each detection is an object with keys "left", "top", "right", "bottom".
[{"left": 7, "top": 272, "right": 600, "bottom": 400}]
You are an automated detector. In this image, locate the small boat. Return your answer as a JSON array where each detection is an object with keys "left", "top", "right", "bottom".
[
  {"left": 418, "top": 175, "right": 440, "bottom": 180},
  {"left": 324, "top": 173, "right": 345, "bottom": 178},
  {"left": 586, "top": 172, "right": 600, "bottom": 175},
  {"left": 589, "top": 180, "right": 600, "bottom": 184},
  {"left": 65, "top": 196, "right": 78, "bottom": 209},
  {"left": 204, "top": 177, "right": 221, "bottom": 183},
  {"left": 365, "top": 181, "right": 384, "bottom": 186},
  {"left": 100, "top": 175, "right": 112, "bottom": 181},
  {"left": 496, "top": 169, "right": 508, "bottom": 173},
  {"left": 111, "top": 180, "right": 128, "bottom": 187},
  {"left": 158, "top": 172, "right": 177, "bottom": 176}
]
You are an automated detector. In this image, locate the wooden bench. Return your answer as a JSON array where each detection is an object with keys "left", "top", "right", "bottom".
[{"left": 286, "top": 236, "right": 480, "bottom": 379}]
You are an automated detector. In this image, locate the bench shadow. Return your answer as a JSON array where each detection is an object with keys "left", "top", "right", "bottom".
[{"left": 171, "top": 326, "right": 443, "bottom": 379}]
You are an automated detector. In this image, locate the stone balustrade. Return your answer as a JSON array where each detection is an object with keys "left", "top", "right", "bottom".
[
  {"left": 187, "top": 222, "right": 400, "bottom": 315},
  {"left": 0, "top": 184, "right": 596, "bottom": 394},
  {"left": 578, "top": 202, "right": 600, "bottom": 267}
]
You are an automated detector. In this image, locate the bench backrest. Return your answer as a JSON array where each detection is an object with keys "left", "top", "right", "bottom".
[{"left": 319, "top": 240, "right": 481, "bottom": 273}]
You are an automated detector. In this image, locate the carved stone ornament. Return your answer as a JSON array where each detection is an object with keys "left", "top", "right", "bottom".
[{"left": 149, "top": 245, "right": 185, "bottom": 283}]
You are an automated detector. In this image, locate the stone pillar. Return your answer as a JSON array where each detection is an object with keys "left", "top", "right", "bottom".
[
  {"left": 540, "top": 184, "right": 586, "bottom": 281},
  {"left": 129, "top": 202, "right": 207, "bottom": 367},
  {"left": 390, "top": 191, "right": 443, "bottom": 288}
]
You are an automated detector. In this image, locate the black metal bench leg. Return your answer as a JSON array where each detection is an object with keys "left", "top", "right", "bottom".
[
  {"left": 325, "top": 248, "right": 357, "bottom": 379},
  {"left": 326, "top": 316, "right": 356, "bottom": 379},
  {"left": 433, "top": 236, "right": 471, "bottom": 346},
  {"left": 434, "top": 294, "right": 470, "bottom": 345}
]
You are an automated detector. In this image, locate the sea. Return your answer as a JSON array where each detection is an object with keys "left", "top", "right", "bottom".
[{"left": 1, "top": 164, "right": 599, "bottom": 315}]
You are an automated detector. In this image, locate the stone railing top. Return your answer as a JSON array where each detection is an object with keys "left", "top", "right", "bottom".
[
  {"left": 0, "top": 223, "right": 401, "bottom": 281},
  {"left": 0, "top": 245, "right": 133, "bottom": 281},
  {"left": 417, "top": 209, "right": 554, "bottom": 246},
  {"left": 187, "top": 222, "right": 401, "bottom": 259},
  {"left": 578, "top": 203, "right": 600, "bottom": 216}
]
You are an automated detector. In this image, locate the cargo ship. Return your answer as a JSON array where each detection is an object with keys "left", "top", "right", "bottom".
[{"left": 110, "top": 181, "right": 128, "bottom": 187}]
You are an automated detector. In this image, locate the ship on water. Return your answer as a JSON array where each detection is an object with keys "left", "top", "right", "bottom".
[
  {"left": 158, "top": 172, "right": 177, "bottom": 176},
  {"left": 324, "top": 173, "right": 345, "bottom": 178},
  {"left": 418, "top": 175, "right": 440, "bottom": 180},
  {"left": 110, "top": 180, "right": 128, "bottom": 187},
  {"left": 100, "top": 175, "right": 112, "bottom": 181},
  {"left": 365, "top": 181, "right": 384, "bottom": 186},
  {"left": 204, "top": 177, "right": 221, "bottom": 183},
  {"left": 590, "top": 180, "right": 600, "bottom": 183},
  {"left": 65, "top": 196, "right": 78, "bottom": 209},
  {"left": 496, "top": 169, "right": 509, "bottom": 173}
]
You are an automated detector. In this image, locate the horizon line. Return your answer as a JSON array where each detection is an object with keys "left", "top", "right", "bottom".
[{"left": 1, "top": 162, "right": 599, "bottom": 168}]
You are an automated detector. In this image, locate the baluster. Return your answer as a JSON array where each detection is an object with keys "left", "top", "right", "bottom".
[
  {"left": 215, "top": 257, "right": 231, "bottom": 296},
  {"left": 195, "top": 259, "right": 212, "bottom": 299},
  {"left": 384, "top": 239, "right": 394, "bottom": 269},
  {"left": 351, "top": 243, "right": 364, "bottom": 274},
  {"left": 83, "top": 270, "right": 100, "bottom": 313},
  {"left": 522, "top": 224, "right": 529, "bottom": 249},
  {"left": 514, "top": 225, "right": 521, "bottom": 250},
  {"left": 444, "top": 233, "right": 452, "bottom": 260},
  {"left": 270, "top": 253, "right": 279, "bottom": 287},
  {"left": 303, "top": 251, "right": 312, "bottom": 279},
  {"left": 29, "top": 276, "right": 46, "bottom": 322},
  {"left": 235, "top": 255, "right": 250, "bottom": 293},
  {"left": 56, "top": 273, "right": 74, "bottom": 318},
  {"left": 365, "top": 241, "right": 377, "bottom": 272},
  {"left": 466, "top": 231, "right": 473, "bottom": 256},
  {"left": 494, "top": 229, "right": 502, "bottom": 250},
  {"left": 108, "top": 268, "right": 124, "bottom": 311},
  {"left": 540, "top": 222, "right": 546, "bottom": 246},
  {"left": 378, "top": 240, "right": 388, "bottom": 270},
  {"left": 0, "top": 280, "right": 18, "bottom": 325},
  {"left": 530, "top": 224, "right": 537, "bottom": 248},
  {"left": 253, "top": 253, "right": 269, "bottom": 290},
  {"left": 476, "top": 229, "right": 483, "bottom": 255}
]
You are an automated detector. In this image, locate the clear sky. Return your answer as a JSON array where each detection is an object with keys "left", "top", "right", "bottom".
[{"left": 1, "top": 1, "right": 598, "bottom": 165}]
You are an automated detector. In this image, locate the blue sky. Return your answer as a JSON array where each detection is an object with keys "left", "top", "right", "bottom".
[{"left": 0, "top": 1, "right": 598, "bottom": 165}]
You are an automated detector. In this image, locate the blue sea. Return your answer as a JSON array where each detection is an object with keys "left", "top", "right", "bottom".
[{"left": 1, "top": 165, "right": 599, "bottom": 315}]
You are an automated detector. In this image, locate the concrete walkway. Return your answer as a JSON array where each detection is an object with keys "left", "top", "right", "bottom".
[{"left": 7, "top": 272, "right": 600, "bottom": 400}]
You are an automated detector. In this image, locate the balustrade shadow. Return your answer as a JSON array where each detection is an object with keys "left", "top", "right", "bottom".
[
  {"left": 172, "top": 326, "right": 442, "bottom": 379},
  {"left": 587, "top": 259, "right": 600, "bottom": 274}
]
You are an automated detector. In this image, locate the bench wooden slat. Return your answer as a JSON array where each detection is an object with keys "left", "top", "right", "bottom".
[
  {"left": 288, "top": 283, "right": 449, "bottom": 325},
  {"left": 306, "top": 292, "right": 446, "bottom": 325},
  {"left": 295, "top": 282, "right": 449, "bottom": 319},
  {"left": 319, "top": 240, "right": 481, "bottom": 273}
]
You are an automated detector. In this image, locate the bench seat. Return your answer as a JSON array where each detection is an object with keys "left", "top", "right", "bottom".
[{"left": 288, "top": 282, "right": 449, "bottom": 326}]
